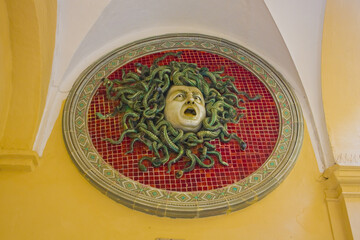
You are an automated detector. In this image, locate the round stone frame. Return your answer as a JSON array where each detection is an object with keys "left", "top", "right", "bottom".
[{"left": 63, "top": 34, "right": 303, "bottom": 218}]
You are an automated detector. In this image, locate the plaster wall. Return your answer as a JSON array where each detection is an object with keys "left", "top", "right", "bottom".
[
  {"left": 0, "top": 103, "right": 333, "bottom": 240},
  {"left": 0, "top": 0, "right": 12, "bottom": 141},
  {"left": 33, "top": 0, "right": 334, "bottom": 175},
  {"left": 0, "top": 0, "right": 56, "bottom": 151},
  {"left": 345, "top": 198, "right": 360, "bottom": 239},
  {"left": 34, "top": 0, "right": 305, "bottom": 160},
  {"left": 1, "top": 0, "right": 42, "bottom": 150},
  {"left": 264, "top": 0, "right": 333, "bottom": 171},
  {"left": 50, "top": 0, "right": 110, "bottom": 88},
  {"left": 33, "top": 0, "right": 57, "bottom": 120},
  {"left": 322, "top": 0, "right": 360, "bottom": 166},
  {"left": 0, "top": 1, "right": 352, "bottom": 238}
]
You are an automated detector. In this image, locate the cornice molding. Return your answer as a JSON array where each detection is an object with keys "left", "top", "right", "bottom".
[
  {"left": 325, "top": 165, "right": 360, "bottom": 192},
  {"left": 335, "top": 152, "right": 360, "bottom": 166},
  {"left": 0, "top": 149, "right": 39, "bottom": 171},
  {"left": 333, "top": 166, "right": 360, "bottom": 199}
]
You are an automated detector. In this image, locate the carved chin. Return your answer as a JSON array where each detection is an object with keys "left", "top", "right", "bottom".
[
  {"left": 175, "top": 105, "right": 202, "bottom": 131},
  {"left": 176, "top": 118, "right": 202, "bottom": 132}
]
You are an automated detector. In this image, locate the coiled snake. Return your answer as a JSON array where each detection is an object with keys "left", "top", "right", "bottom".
[{"left": 97, "top": 52, "right": 261, "bottom": 178}]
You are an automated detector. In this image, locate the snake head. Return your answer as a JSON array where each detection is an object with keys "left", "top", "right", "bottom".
[
  {"left": 95, "top": 112, "right": 106, "bottom": 120},
  {"left": 175, "top": 170, "right": 184, "bottom": 179},
  {"left": 139, "top": 163, "right": 147, "bottom": 172},
  {"left": 152, "top": 158, "right": 162, "bottom": 167},
  {"left": 156, "top": 87, "right": 163, "bottom": 93},
  {"left": 240, "top": 141, "right": 247, "bottom": 151}
]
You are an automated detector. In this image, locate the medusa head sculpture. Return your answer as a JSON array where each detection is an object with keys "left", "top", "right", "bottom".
[{"left": 97, "top": 52, "right": 261, "bottom": 178}]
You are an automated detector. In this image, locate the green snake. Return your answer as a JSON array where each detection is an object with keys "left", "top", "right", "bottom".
[{"left": 97, "top": 52, "right": 261, "bottom": 178}]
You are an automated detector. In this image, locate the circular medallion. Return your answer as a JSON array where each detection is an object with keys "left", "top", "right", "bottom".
[{"left": 63, "top": 34, "right": 303, "bottom": 218}]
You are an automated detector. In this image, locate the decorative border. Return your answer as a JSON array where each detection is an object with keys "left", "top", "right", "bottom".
[{"left": 63, "top": 34, "right": 303, "bottom": 218}]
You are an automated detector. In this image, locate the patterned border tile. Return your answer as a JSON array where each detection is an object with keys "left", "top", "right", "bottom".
[{"left": 63, "top": 34, "right": 303, "bottom": 218}]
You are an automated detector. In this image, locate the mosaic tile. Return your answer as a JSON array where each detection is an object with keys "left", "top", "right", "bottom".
[
  {"left": 88, "top": 50, "right": 279, "bottom": 192},
  {"left": 63, "top": 34, "right": 303, "bottom": 218}
]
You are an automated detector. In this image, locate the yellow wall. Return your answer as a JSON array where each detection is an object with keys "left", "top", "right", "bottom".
[
  {"left": 1, "top": 0, "right": 41, "bottom": 149},
  {"left": 0, "top": 102, "right": 333, "bottom": 240},
  {"left": 33, "top": 0, "right": 57, "bottom": 120},
  {"left": 0, "top": 0, "right": 56, "bottom": 151},
  {"left": 322, "top": 0, "right": 360, "bottom": 157},
  {"left": 321, "top": 2, "right": 360, "bottom": 238},
  {"left": 0, "top": 0, "right": 12, "bottom": 140},
  {"left": 0, "top": 1, "right": 338, "bottom": 239}
]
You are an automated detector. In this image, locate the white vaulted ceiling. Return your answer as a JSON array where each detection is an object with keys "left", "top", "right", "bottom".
[{"left": 34, "top": 0, "right": 335, "bottom": 171}]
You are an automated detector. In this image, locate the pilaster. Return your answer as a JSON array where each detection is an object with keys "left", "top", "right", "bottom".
[{"left": 325, "top": 165, "right": 360, "bottom": 240}]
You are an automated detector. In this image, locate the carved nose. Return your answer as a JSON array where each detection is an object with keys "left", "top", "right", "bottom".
[{"left": 186, "top": 96, "right": 195, "bottom": 105}]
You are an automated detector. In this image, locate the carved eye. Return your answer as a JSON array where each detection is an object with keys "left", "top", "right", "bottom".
[
  {"left": 194, "top": 95, "right": 202, "bottom": 103},
  {"left": 174, "top": 93, "right": 185, "bottom": 101}
]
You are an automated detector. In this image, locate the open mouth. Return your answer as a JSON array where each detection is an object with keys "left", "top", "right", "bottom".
[{"left": 184, "top": 107, "right": 197, "bottom": 117}]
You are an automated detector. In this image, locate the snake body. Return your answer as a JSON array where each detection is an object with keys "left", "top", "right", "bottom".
[{"left": 97, "top": 52, "right": 261, "bottom": 178}]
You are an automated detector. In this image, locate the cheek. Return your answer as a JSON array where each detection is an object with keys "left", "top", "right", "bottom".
[
  {"left": 168, "top": 101, "right": 182, "bottom": 110},
  {"left": 198, "top": 104, "right": 206, "bottom": 118},
  {"left": 165, "top": 100, "right": 183, "bottom": 117}
]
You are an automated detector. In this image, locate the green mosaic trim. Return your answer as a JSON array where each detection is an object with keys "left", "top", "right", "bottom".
[{"left": 63, "top": 34, "right": 303, "bottom": 218}]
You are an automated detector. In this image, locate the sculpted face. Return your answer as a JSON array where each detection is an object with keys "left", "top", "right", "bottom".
[{"left": 164, "top": 86, "right": 206, "bottom": 132}]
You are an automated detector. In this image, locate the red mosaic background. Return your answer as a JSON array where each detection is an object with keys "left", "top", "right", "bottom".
[{"left": 88, "top": 49, "right": 279, "bottom": 192}]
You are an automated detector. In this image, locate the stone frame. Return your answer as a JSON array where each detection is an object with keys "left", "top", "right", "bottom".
[{"left": 63, "top": 34, "right": 303, "bottom": 218}]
